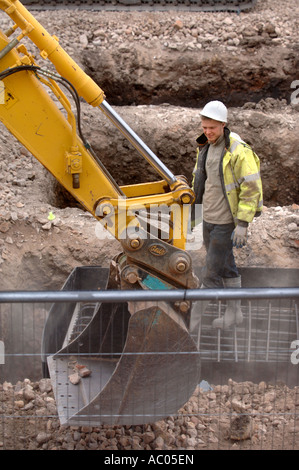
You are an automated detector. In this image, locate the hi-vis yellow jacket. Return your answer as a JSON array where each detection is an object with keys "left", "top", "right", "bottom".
[{"left": 192, "top": 128, "right": 263, "bottom": 225}]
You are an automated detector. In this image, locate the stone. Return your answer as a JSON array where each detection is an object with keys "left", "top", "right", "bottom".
[
  {"left": 79, "top": 33, "right": 88, "bottom": 47},
  {"left": 288, "top": 222, "right": 297, "bottom": 231},
  {"left": 142, "top": 431, "right": 155, "bottom": 444},
  {"left": 69, "top": 372, "right": 81, "bottom": 385},
  {"left": 14, "top": 400, "right": 25, "bottom": 408},
  {"left": 231, "top": 398, "right": 247, "bottom": 413},
  {"left": 36, "top": 432, "right": 51, "bottom": 445},
  {"left": 23, "top": 385, "right": 35, "bottom": 402},
  {"left": 78, "top": 366, "right": 91, "bottom": 378},
  {"left": 229, "top": 415, "right": 254, "bottom": 441},
  {"left": 173, "top": 19, "right": 183, "bottom": 30},
  {"left": 39, "top": 379, "right": 52, "bottom": 394},
  {"left": 0, "top": 222, "right": 10, "bottom": 233},
  {"left": 41, "top": 221, "right": 52, "bottom": 230}
]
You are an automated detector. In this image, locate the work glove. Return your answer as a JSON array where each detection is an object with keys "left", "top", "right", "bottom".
[{"left": 231, "top": 224, "right": 248, "bottom": 248}]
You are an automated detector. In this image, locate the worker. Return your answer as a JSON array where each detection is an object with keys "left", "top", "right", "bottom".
[{"left": 190, "top": 100, "right": 263, "bottom": 333}]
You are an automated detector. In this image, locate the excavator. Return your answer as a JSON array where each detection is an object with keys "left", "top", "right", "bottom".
[{"left": 0, "top": 0, "right": 201, "bottom": 426}]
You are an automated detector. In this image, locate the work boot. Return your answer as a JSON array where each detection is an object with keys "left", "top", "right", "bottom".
[
  {"left": 189, "top": 284, "right": 210, "bottom": 348},
  {"left": 212, "top": 276, "right": 243, "bottom": 329}
]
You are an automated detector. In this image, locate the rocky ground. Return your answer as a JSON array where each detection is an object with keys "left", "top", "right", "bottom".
[
  {"left": 1, "top": 377, "right": 299, "bottom": 450},
  {"left": 0, "top": 0, "right": 299, "bottom": 452}
]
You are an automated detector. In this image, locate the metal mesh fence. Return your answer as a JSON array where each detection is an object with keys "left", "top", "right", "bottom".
[{"left": 0, "top": 287, "right": 299, "bottom": 451}]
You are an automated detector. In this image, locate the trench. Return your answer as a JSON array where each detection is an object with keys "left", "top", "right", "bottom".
[
  {"left": 82, "top": 45, "right": 299, "bottom": 108},
  {"left": 49, "top": 42, "right": 299, "bottom": 209}
]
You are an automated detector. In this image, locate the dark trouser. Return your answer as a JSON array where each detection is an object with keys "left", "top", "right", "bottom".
[{"left": 202, "top": 220, "right": 239, "bottom": 288}]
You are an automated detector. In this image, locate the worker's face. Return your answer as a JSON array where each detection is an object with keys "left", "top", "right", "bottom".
[{"left": 201, "top": 118, "right": 225, "bottom": 144}]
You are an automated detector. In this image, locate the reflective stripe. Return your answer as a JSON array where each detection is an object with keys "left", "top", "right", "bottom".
[
  {"left": 229, "top": 140, "right": 241, "bottom": 153},
  {"left": 258, "top": 199, "right": 263, "bottom": 208},
  {"left": 225, "top": 182, "right": 238, "bottom": 191},
  {"left": 230, "top": 132, "right": 246, "bottom": 145},
  {"left": 237, "top": 172, "right": 260, "bottom": 185}
]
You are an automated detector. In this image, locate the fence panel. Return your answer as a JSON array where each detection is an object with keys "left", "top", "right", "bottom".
[{"left": 0, "top": 288, "right": 299, "bottom": 450}]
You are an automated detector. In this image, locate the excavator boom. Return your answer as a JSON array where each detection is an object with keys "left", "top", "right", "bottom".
[{"left": 0, "top": 0, "right": 200, "bottom": 425}]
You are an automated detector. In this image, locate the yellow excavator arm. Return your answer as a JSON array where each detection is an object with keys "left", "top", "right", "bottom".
[
  {"left": 0, "top": 0, "right": 198, "bottom": 286},
  {"left": 0, "top": 0, "right": 200, "bottom": 426}
]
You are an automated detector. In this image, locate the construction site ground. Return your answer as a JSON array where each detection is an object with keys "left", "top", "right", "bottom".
[{"left": 0, "top": 0, "right": 298, "bottom": 451}]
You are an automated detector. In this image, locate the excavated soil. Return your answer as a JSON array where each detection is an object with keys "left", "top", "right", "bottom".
[{"left": 0, "top": 0, "right": 299, "bottom": 452}]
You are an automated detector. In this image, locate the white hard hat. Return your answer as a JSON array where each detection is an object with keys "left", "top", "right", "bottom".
[{"left": 200, "top": 100, "right": 228, "bottom": 123}]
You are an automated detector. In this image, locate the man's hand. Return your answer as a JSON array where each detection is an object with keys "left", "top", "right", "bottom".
[{"left": 231, "top": 224, "right": 248, "bottom": 248}]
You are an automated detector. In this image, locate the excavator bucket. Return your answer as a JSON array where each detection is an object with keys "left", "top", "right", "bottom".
[{"left": 42, "top": 266, "right": 200, "bottom": 426}]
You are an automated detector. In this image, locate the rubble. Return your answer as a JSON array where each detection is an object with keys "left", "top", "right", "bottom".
[
  {"left": 1, "top": 0, "right": 294, "bottom": 56},
  {"left": 1, "top": 377, "right": 299, "bottom": 450}
]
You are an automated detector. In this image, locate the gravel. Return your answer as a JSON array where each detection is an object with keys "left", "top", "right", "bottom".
[{"left": 1, "top": 377, "right": 299, "bottom": 450}]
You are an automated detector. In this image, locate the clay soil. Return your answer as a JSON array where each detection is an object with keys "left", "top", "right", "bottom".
[{"left": 0, "top": 0, "right": 299, "bottom": 452}]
